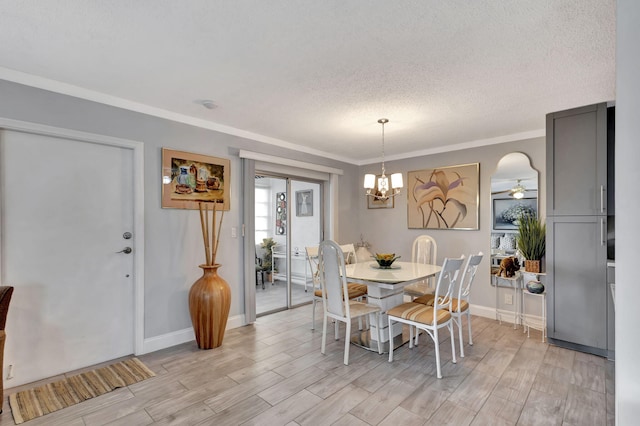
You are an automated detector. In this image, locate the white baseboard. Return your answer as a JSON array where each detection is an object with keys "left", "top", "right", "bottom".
[
  {"left": 139, "top": 314, "right": 246, "bottom": 355},
  {"left": 470, "top": 303, "right": 519, "bottom": 325},
  {"left": 469, "top": 303, "right": 496, "bottom": 320}
]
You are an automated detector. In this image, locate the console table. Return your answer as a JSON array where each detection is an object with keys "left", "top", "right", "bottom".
[
  {"left": 493, "top": 272, "right": 522, "bottom": 328},
  {"left": 271, "top": 248, "right": 311, "bottom": 290}
]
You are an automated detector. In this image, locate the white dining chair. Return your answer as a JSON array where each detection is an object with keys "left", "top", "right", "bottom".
[
  {"left": 403, "top": 235, "right": 438, "bottom": 300},
  {"left": 319, "top": 240, "right": 382, "bottom": 365},
  {"left": 452, "top": 252, "right": 483, "bottom": 357},
  {"left": 387, "top": 256, "right": 464, "bottom": 378},
  {"left": 306, "top": 245, "right": 366, "bottom": 330},
  {"left": 413, "top": 252, "right": 483, "bottom": 357}
]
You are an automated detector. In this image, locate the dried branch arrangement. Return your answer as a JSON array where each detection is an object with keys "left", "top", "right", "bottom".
[{"left": 198, "top": 202, "right": 225, "bottom": 266}]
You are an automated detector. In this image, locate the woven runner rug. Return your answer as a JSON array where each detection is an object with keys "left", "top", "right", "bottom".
[{"left": 8, "top": 357, "right": 155, "bottom": 424}]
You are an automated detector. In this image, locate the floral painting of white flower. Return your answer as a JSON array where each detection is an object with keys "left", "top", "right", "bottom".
[{"left": 408, "top": 163, "right": 479, "bottom": 230}]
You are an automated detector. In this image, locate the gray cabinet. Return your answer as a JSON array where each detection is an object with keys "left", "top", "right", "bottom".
[
  {"left": 546, "top": 103, "right": 607, "bottom": 217},
  {"left": 546, "top": 102, "right": 611, "bottom": 356},
  {"left": 546, "top": 216, "right": 607, "bottom": 353}
]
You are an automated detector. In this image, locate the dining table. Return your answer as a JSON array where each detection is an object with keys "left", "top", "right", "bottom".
[{"left": 345, "top": 260, "right": 442, "bottom": 352}]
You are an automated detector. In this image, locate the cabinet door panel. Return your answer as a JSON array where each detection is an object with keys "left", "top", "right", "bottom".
[
  {"left": 546, "top": 103, "right": 607, "bottom": 216},
  {"left": 546, "top": 216, "right": 607, "bottom": 349}
]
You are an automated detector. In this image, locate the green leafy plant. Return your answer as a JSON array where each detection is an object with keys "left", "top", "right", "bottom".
[
  {"left": 516, "top": 214, "right": 546, "bottom": 260},
  {"left": 260, "top": 238, "right": 277, "bottom": 271}
]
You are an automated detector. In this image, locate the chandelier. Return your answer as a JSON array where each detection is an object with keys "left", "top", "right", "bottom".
[
  {"left": 364, "top": 118, "right": 403, "bottom": 200},
  {"left": 510, "top": 180, "right": 526, "bottom": 199}
]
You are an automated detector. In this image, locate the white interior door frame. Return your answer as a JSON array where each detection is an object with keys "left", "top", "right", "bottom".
[{"left": 0, "top": 117, "right": 145, "bottom": 355}]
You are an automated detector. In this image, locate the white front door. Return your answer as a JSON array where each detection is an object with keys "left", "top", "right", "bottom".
[{"left": 1, "top": 128, "right": 136, "bottom": 386}]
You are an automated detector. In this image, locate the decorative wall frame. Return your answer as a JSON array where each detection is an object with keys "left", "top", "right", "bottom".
[
  {"left": 493, "top": 197, "right": 537, "bottom": 230},
  {"left": 367, "top": 175, "right": 395, "bottom": 209},
  {"left": 275, "top": 192, "right": 286, "bottom": 234},
  {"left": 296, "top": 189, "right": 313, "bottom": 216},
  {"left": 162, "top": 148, "right": 230, "bottom": 210},
  {"left": 407, "top": 163, "right": 479, "bottom": 230}
]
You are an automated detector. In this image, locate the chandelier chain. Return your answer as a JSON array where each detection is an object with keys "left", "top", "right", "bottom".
[{"left": 382, "top": 120, "right": 386, "bottom": 176}]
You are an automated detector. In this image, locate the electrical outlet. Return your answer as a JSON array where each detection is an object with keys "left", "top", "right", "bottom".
[
  {"left": 231, "top": 226, "right": 237, "bottom": 238},
  {"left": 504, "top": 294, "right": 513, "bottom": 305}
]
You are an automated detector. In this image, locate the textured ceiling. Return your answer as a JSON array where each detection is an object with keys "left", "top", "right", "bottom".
[{"left": 0, "top": 1, "right": 616, "bottom": 165}]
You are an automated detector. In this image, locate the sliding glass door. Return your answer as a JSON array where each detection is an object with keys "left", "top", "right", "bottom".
[{"left": 255, "top": 174, "right": 322, "bottom": 315}]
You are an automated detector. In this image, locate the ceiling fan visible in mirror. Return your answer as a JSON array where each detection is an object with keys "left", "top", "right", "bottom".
[
  {"left": 491, "top": 179, "right": 527, "bottom": 198},
  {"left": 510, "top": 180, "right": 526, "bottom": 199}
]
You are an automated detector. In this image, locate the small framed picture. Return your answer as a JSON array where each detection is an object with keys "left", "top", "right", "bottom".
[
  {"left": 367, "top": 175, "right": 394, "bottom": 209},
  {"left": 161, "top": 148, "right": 230, "bottom": 210},
  {"left": 296, "top": 190, "right": 313, "bottom": 216}
]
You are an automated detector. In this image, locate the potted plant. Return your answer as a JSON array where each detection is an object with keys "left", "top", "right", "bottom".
[
  {"left": 260, "top": 238, "right": 277, "bottom": 280},
  {"left": 516, "top": 214, "right": 546, "bottom": 273}
]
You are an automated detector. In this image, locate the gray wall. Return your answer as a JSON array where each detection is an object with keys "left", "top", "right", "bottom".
[
  {"left": 0, "top": 80, "right": 358, "bottom": 339},
  {"left": 357, "top": 137, "right": 545, "bottom": 309},
  {"left": 615, "top": 0, "right": 639, "bottom": 421}
]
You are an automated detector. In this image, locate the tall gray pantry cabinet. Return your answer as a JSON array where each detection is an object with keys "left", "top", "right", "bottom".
[{"left": 546, "top": 102, "right": 613, "bottom": 357}]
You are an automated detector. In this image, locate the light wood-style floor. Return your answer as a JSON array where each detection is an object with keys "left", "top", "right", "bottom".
[
  {"left": 256, "top": 279, "right": 313, "bottom": 315},
  {"left": 1, "top": 304, "right": 614, "bottom": 425}
]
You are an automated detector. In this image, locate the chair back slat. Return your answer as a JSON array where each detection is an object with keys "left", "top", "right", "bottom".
[
  {"left": 412, "top": 235, "right": 437, "bottom": 287},
  {"left": 412, "top": 235, "right": 437, "bottom": 265},
  {"left": 432, "top": 256, "right": 465, "bottom": 315},
  {"left": 458, "top": 252, "right": 483, "bottom": 304},
  {"left": 319, "top": 240, "right": 349, "bottom": 318}
]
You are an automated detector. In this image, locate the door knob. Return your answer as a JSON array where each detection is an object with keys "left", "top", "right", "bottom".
[{"left": 117, "top": 247, "right": 132, "bottom": 254}]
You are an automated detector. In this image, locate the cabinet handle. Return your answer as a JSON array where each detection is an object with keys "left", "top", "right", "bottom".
[
  {"left": 601, "top": 218, "right": 606, "bottom": 246},
  {"left": 600, "top": 185, "right": 605, "bottom": 214}
]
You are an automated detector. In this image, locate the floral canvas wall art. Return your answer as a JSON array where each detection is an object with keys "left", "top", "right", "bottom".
[
  {"left": 492, "top": 197, "right": 537, "bottom": 230},
  {"left": 407, "top": 163, "right": 479, "bottom": 230}
]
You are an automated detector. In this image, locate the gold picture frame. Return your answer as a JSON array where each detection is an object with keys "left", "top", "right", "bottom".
[
  {"left": 367, "top": 175, "right": 395, "bottom": 209},
  {"left": 407, "top": 163, "right": 479, "bottom": 229},
  {"left": 161, "top": 148, "right": 230, "bottom": 210}
]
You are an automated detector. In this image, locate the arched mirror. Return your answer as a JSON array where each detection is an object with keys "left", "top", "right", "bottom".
[{"left": 490, "top": 152, "right": 538, "bottom": 276}]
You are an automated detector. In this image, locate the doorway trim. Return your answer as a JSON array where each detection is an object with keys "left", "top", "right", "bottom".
[
  {"left": 240, "top": 150, "right": 343, "bottom": 323},
  {"left": 0, "top": 117, "right": 145, "bottom": 355}
]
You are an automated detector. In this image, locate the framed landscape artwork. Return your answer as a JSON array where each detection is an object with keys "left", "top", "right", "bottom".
[
  {"left": 493, "top": 197, "right": 537, "bottom": 230},
  {"left": 407, "top": 163, "right": 479, "bottom": 230},
  {"left": 162, "top": 148, "right": 230, "bottom": 210}
]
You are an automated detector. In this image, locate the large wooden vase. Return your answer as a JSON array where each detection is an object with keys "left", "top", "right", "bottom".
[{"left": 189, "top": 264, "right": 231, "bottom": 349}]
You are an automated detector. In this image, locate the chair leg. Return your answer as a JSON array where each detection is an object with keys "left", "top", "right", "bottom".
[
  {"left": 344, "top": 321, "right": 351, "bottom": 365},
  {"left": 311, "top": 298, "right": 317, "bottom": 330},
  {"left": 409, "top": 324, "right": 415, "bottom": 349},
  {"left": 388, "top": 317, "right": 395, "bottom": 362},
  {"left": 434, "top": 327, "right": 442, "bottom": 379},
  {"left": 375, "top": 313, "right": 382, "bottom": 355},
  {"left": 321, "top": 314, "right": 328, "bottom": 355},
  {"left": 457, "top": 316, "right": 465, "bottom": 358},
  {"left": 335, "top": 320, "right": 339, "bottom": 340},
  {"left": 449, "top": 322, "right": 457, "bottom": 365},
  {"left": 467, "top": 310, "right": 473, "bottom": 345}
]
